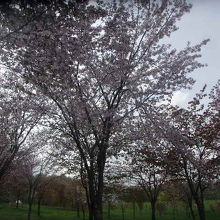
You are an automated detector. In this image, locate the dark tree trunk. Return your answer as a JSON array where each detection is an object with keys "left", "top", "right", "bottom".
[
  {"left": 84, "top": 184, "right": 93, "bottom": 220},
  {"left": 76, "top": 201, "right": 80, "bottom": 218},
  {"left": 187, "top": 198, "right": 195, "bottom": 220},
  {"left": 86, "top": 146, "right": 106, "bottom": 220},
  {"left": 121, "top": 205, "right": 125, "bottom": 220},
  {"left": 89, "top": 200, "right": 103, "bottom": 220},
  {"left": 16, "top": 195, "right": 19, "bottom": 209},
  {"left": 37, "top": 198, "right": 41, "bottom": 216},
  {"left": 16, "top": 200, "right": 19, "bottom": 208},
  {"left": 94, "top": 197, "right": 103, "bottom": 220},
  {"left": 195, "top": 199, "right": 206, "bottom": 220},
  {"left": 27, "top": 202, "right": 32, "bottom": 220},
  {"left": 184, "top": 160, "right": 206, "bottom": 220},
  {"left": 172, "top": 206, "right": 176, "bottom": 220},
  {"left": 88, "top": 207, "right": 93, "bottom": 220},
  {"left": 150, "top": 201, "right": 156, "bottom": 220},
  {"left": 88, "top": 178, "right": 96, "bottom": 220},
  {"left": 16, "top": 191, "right": 20, "bottom": 208},
  {"left": 108, "top": 201, "right": 111, "bottom": 219},
  {"left": 94, "top": 149, "right": 106, "bottom": 220},
  {"left": 132, "top": 202, "right": 136, "bottom": 219},
  {"left": 188, "top": 183, "right": 206, "bottom": 220},
  {"left": 81, "top": 204, "right": 85, "bottom": 220},
  {"left": 27, "top": 186, "right": 35, "bottom": 220}
]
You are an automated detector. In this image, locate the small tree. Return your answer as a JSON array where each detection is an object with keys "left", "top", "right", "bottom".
[
  {"left": 127, "top": 112, "right": 169, "bottom": 220},
  {"left": 0, "top": 75, "right": 43, "bottom": 181},
  {"left": 36, "top": 175, "right": 55, "bottom": 216},
  {"left": 15, "top": 133, "right": 52, "bottom": 220},
  {"left": 2, "top": 168, "right": 27, "bottom": 208},
  {"left": 131, "top": 155, "right": 167, "bottom": 220},
  {"left": 162, "top": 82, "right": 220, "bottom": 220}
]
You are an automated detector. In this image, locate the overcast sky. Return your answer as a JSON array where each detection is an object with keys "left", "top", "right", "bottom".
[{"left": 168, "top": 0, "right": 220, "bottom": 106}]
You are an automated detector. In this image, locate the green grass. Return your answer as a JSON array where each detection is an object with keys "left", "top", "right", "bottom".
[{"left": 0, "top": 200, "right": 219, "bottom": 220}]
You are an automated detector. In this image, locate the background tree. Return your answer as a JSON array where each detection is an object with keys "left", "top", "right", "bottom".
[
  {"left": 160, "top": 82, "right": 220, "bottom": 220},
  {"left": 2, "top": 167, "right": 27, "bottom": 208},
  {"left": 130, "top": 146, "right": 168, "bottom": 220},
  {"left": 14, "top": 132, "right": 52, "bottom": 220},
  {"left": 35, "top": 175, "right": 55, "bottom": 217},
  {"left": 0, "top": 73, "right": 44, "bottom": 182}
]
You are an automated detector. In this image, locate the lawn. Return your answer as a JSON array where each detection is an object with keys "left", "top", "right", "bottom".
[{"left": 0, "top": 201, "right": 219, "bottom": 220}]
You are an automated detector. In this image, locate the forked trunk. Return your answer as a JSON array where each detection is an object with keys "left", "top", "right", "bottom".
[
  {"left": 188, "top": 198, "right": 195, "bottom": 220},
  {"left": 86, "top": 147, "right": 106, "bottom": 220},
  {"left": 190, "top": 185, "right": 206, "bottom": 220}
]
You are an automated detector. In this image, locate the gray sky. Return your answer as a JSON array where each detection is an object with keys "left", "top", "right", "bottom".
[{"left": 168, "top": 0, "right": 220, "bottom": 106}]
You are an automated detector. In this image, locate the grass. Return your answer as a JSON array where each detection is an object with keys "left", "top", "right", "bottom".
[{"left": 0, "top": 200, "right": 219, "bottom": 220}]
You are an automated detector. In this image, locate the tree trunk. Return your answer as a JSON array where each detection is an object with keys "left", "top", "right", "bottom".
[
  {"left": 16, "top": 192, "right": 20, "bottom": 208},
  {"left": 90, "top": 203, "right": 103, "bottom": 220},
  {"left": 196, "top": 200, "right": 206, "bottom": 220},
  {"left": 187, "top": 198, "right": 195, "bottom": 220},
  {"left": 184, "top": 162, "right": 206, "bottom": 220},
  {"left": 27, "top": 186, "right": 35, "bottom": 220},
  {"left": 150, "top": 201, "right": 156, "bottom": 220},
  {"left": 108, "top": 201, "right": 111, "bottom": 219},
  {"left": 172, "top": 206, "right": 176, "bottom": 220},
  {"left": 132, "top": 202, "right": 135, "bottom": 219},
  {"left": 76, "top": 201, "right": 80, "bottom": 218},
  {"left": 94, "top": 197, "right": 103, "bottom": 220},
  {"left": 190, "top": 187, "right": 205, "bottom": 220},
  {"left": 86, "top": 148, "right": 106, "bottom": 220},
  {"left": 88, "top": 207, "right": 93, "bottom": 220},
  {"left": 27, "top": 202, "right": 32, "bottom": 220},
  {"left": 94, "top": 151, "right": 105, "bottom": 220},
  {"left": 81, "top": 204, "right": 85, "bottom": 220},
  {"left": 37, "top": 198, "right": 41, "bottom": 216},
  {"left": 84, "top": 184, "right": 93, "bottom": 220},
  {"left": 121, "top": 205, "right": 125, "bottom": 220}
]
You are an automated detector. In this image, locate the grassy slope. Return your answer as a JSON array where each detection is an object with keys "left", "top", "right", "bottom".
[{"left": 0, "top": 201, "right": 219, "bottom": 220}]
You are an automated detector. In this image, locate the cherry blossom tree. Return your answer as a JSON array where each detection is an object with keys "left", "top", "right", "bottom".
[
  {"left": 19, "top": 143, "right": 51, "bottom": 220},
  {"left": 160, "top": 82, "right": 220, "bottom": 220},
  {"left": 0, "top": 0, "right": 89, "bottom": 43},
  {"left": 0, "top": 73, "right": 45, "bottom": 182},
  {"left": 0, "top": 1, "right": 209, "bottom": 219},
  {"left": 127, "top": 121, "right": 169, "bottom": 220}
]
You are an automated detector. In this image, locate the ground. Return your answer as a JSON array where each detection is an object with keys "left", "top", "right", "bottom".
[{"left": 0, "top": 201, "right": 219, "bottom": 220}]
